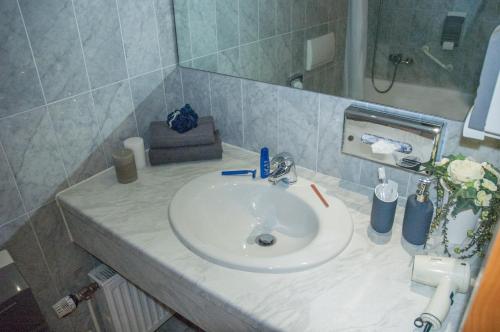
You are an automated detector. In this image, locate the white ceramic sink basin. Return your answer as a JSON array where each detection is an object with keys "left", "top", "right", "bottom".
[{"left": 169, "top": 172, "right": 353, "bottom": 272}]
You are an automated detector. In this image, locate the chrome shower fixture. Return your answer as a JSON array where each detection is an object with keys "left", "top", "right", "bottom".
[{"left": 389, "top": 53, "right": 414, "bottom": 66}]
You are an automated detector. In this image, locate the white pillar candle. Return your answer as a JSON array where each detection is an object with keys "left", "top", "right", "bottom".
[{"left": 123, "top": 137, "right": 146, "bottom": 169}]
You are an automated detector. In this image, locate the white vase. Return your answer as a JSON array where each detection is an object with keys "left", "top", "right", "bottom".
[
  {"left": 440, "top": 179, "right": 480, "bottom": 245},
  {"left": 446, "top": 209, "right": 480, "bottom": 245}
]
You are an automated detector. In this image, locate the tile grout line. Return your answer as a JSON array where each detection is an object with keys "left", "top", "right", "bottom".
[
  {"left": 187, "top": 0, "right": 194, "bottom": 61},
  {"left": 182, "top": 19, "right": 337, "bottom": 65},
  {"left": 0, "top": 64, "right": 174, "bottom": 123},
  {"left": 214, "top": 0, "right": 220, "bottom": 70},
  {"left": 151, "top": 0, "right": 170, "bottom": 116},
  {"left": 114, "top": 0, "right": 141, "bottom": 138},
  {"left": 257, "top": 0, "right": 260, "bottom": 39},
  {"left": 16, "top": 0, "right": 47, "bottom": 105},
  {"left": 16, "top": 0, "right": 71, "bottom": 185},
  {"left": 240, "top": 79, "right": 245, "bottom": 145},
  {"left": 46, "top": 110, "right": 72, "bottom": 188},
  {"left": 237, "top": 0, "right": 241, "bottom": 45},
  {"left": 28, "top": 216, "right": 60, "bottom": 289},
  {"left": 276, "top": 87, "right": 280, "bottom": 153},
  {"left": 208, "top": 73, "right": 213, "bottom": 116},
  {"left": 70, "top": 0, "right": 109, "bottom": 168},
  {"left": 315, "top": 95, "right": 321, "bottom": 173},
  {"left": 179, "top": 68, "right": 186, "bottom": 104},
  {"left": 0, "top": 139, "right": 28, "bottom": 215},
  {"left": 0, "top": 212, "right": 29, "bottom": 232}
]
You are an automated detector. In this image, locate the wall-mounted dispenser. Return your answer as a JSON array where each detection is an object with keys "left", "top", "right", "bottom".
[
  {"left": 441, "top": 12, "right": 466, "bottom": 51},
  {"left": 342, "top": 105, "right": 444, "bottom": 172}
]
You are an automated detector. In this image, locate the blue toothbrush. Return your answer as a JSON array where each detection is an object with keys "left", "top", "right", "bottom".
[{"left": 221, "top": 169, "right": 256, "bottom": 179}]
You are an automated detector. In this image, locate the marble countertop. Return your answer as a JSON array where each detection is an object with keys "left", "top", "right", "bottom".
[{"left": 57, "top": 144, "right": 468, "bottom": 332}]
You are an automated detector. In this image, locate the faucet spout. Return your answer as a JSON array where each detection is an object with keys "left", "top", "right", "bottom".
[{"left": 268, "top": 152, "right": 297, "bottom": 185}]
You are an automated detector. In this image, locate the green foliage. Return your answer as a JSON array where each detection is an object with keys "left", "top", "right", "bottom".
[{"left": 426, "top": 155, "right": 500, "bottom": 259}]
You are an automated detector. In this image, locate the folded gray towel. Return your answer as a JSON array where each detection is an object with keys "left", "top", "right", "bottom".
[
  {"left": 150, "top": 116, "right": 215, "bottom": 149},
  {"left": 149, "top": 130, "right": 223, "bottom": 165}
]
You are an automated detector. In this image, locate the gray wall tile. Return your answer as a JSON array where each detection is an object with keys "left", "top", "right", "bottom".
[
  {"left": 218, "top": 48, "right": 240, "bottom": 77},
  {"left": 30, "top": 202, "right": 95, "bottom": 295},
  {"left": 0, "top": 0, "right": 44, "bottom": 117},
  {"left": 19, "top": 0, "right": 88, "bottom": 102},
  {"left": 156, "top": 0, "right": 178, "bottom": 67},
  {"left": 278, "top": 87, "right": 318, "bottom": 169},
  {"left": 317, "top": 95, "right": 361, "bottom": 183},
  {"left": 210, "top": 74, "right": 243, "bottom": 146},
  {"left": 192, "top": 54, "right": 218, "bottom": 72},
  {"left": 258, "top": 38, "right": 276, "bottom": 83},
  {"left": 291, "top": 30, "right": 305, "bottom": 74},
  {"left": 181, "top": 68, "right": 211, "bottom": 116},
  {"left": 93, "top": 81, "right": 138, "bottom": 164},
  {"left": 276, "top": 0, "right": 291, "bottom": 34},
  {"left": 163, "top": 66, "right": 184, "bottom": 113},
  {"left": 275, "top": 34, "right": 292, "bottom": 84},
  {"left": 74, "top": 0, "right": 127, "bottom": 89},
  {"left": 48, "top": 93, "right": 107, "bottom": 185},
  {"left": 0, "top": 145, "right": 24, "bottom": 225},
  {"left": 173, "top": 0, "right": 192, "bottom": 62},
  {"left": 259, "top": 0, "right": 276, "bottom": 39},
  {"left": 4, "top": 218, "right": 54, "bottom": 292},
  {"left": 130, "top": 70, "right": 167, "bottom": 147},
  {"left": 175, "top": 0, "right": 346, "bottom": 96},
  {"left": 4, "top": 214, "right": 75, "bottom": 331},
  {"left": 239, "top": 0, "right": 258, "bottom": 43},
  {"left": 0, "top": 2, "right": 180, "bottom": 331},
  {"left": 216, "top": 0, "right": 239, "bottom": 50},
  {"left": 291, "top": 0, "right": 306, "bottom": 30},
  {"left": 190, "top": 0, "right": 217, "bottom": 58},
  {"left": 117, "top": 0, "right": 161, "bottom": 77},
  {"left": 0, "top": 214, "right": 28, "bottom": 248},
  {"left": 0, "top": 107, "right": 68, "bottom": 211},
  {"left": 242, "top": 80, "right": 278, "bottom": 153},
  {"left": 239, "top": 43, "right": 259, "bottom": 81}
]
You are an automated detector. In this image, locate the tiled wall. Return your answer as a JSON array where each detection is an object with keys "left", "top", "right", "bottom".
[
  {"left": 174, "top": 0, "right": 348, "bottom": 95},
  {"left": 0, "top": 0, "right": 180, "bottom": 330},
  {"left": 181, "top": 67, "right": 500, "bottom": 199},
  {"left": 1, "top": 0, "right": 499, "bottom": 330},
  {"left": 367, "top": 0, "right": 500, "bottom": 94}
]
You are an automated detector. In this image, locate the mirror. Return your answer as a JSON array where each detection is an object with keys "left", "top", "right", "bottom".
[{"left": 173, "top": 0, "right": 500, "bottom": 121}]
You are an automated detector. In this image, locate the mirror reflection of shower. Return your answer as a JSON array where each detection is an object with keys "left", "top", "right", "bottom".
[
  {"left": 344, "top": 0, "right": 498, "bottom": 121},
  {"left": 370, "top": 0, "right": 414, "bottom": 94}
]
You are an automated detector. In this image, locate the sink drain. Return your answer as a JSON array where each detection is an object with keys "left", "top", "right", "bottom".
[{"left": 255, "top": 234, "right": 276, "bottom": 247}]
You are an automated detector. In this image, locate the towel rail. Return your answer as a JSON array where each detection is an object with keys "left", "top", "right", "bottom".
[{"left": 421, "top": 45, "right": 453, "bottom": 72}]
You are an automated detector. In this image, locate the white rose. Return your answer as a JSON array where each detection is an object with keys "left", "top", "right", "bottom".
[
  {"left": 435, "top": 158, "right": 450, "bottom": 166},
  {"left": 448, "top": 159, "right": 485, "bottom": 184},
  {"left": 475, "top": 190, "right": 492, "bottom": 207},
  {"left": 482, "top": 162, "right": 500, "bottom": 184},
  {"left": 482, "top": 178, "right": 498, "bottom": 192},
  {"left": 474, "top": 180, "right": 481, "bottom": 190}
]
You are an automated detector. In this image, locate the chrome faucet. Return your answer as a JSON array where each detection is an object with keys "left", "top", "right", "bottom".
[{"left": 268, "top": 152, "right": 297, "bottom": 185}]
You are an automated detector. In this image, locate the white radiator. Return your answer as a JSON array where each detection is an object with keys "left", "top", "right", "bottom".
[{"left": 88, "top": 264, "right": 173, "bottom": 332}]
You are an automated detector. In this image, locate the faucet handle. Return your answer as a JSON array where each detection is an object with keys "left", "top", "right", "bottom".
[
  {"left": 269, "top": 152, "right": 297, "bottom": 184},
  {"left": 270, "top": 152, "right": 295, "bottom": 170}
]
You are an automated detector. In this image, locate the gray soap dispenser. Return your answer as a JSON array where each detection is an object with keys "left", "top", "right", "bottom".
[{"left": 402, "top": 178, "right": 434, "bottom": 245}]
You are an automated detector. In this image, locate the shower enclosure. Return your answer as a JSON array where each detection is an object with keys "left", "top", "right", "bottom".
[{"left": 347, "top": 0, "right": 500, "bottom": 121}]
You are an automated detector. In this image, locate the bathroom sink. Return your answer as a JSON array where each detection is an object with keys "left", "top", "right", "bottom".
[{"left": 168, "top": 172, "right": 353, "bottom": 272}]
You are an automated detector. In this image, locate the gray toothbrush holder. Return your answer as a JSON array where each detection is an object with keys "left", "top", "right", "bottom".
[{"left": 370, "top": 185, "right": 398, "bottom": 234}]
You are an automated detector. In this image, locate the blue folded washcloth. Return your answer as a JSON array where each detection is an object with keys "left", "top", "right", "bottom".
[{"left": 167, "top": 104, "right": 199, "bottom": 133}]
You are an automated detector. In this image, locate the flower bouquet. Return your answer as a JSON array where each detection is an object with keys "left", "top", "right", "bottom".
[{"left": 424, "top": 155, "right": 500, "bottom": 258}]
